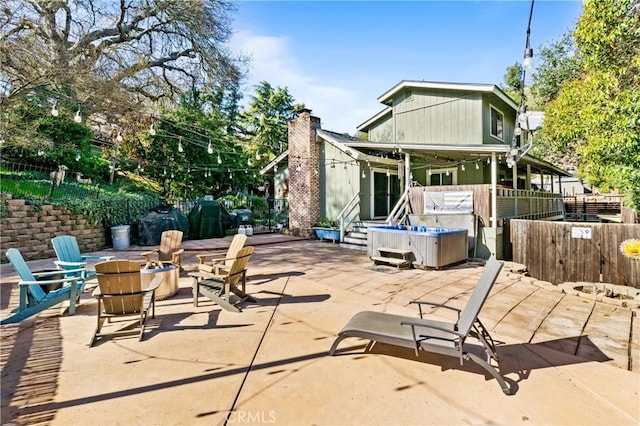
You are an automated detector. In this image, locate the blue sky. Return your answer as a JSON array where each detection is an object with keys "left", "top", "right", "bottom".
[{"left": 229, "top": 1, "right": 584, "bottom": 134}]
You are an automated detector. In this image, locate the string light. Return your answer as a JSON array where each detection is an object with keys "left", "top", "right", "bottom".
[
  {"left": 362, "top": 170, "right": 366, "bottom": 179},
  {"left": 149, "top": 123, "right": 156, "bottom": 136},
  {"left": 475, "top": 161, "right": 479, "bottom": 170},
  {"left": 256, "top": 152, "right": 261, "bottom": 160},
  {"left": 207, "top": 140, "right": 213, "bottom": 155},
  {"left": 217, "top": 154, "right": 222, "bottom": 164},
  {"left": 116, "top": 132, "right": 123, "bottom": 142},
  {"left": 178, "top": 137, "right": 184, "bottom": 153},
  {"left": 38, "top": 149, "right": 44, "bottom": 156},
  {"left": 461, "top": 163, "right": 465, "bottom": 171},
  {"left": 75, "top": 154, "right": 81, "bottom": 161},
  {"left": 51, "top": 101, "right": 58, "bottom": 117},
  {"left": 74, "top": 109, "right": 82, "bottom": 123}
]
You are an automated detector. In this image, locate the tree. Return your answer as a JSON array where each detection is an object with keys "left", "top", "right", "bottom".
[
  {"left": 241, "top": 81, "right": 303, "bottom": 168},
  {"left": 502, "top": 62, "right": 524, "bottom": 104},
  {"left": 530, "top": 33, "right": 582, "bottom": 106},
  {"left": 1, "top": 0, "right": 244, "bottom": 119},
  {"left": 542, "top": 0, "right": 640, "bottom": 209}
]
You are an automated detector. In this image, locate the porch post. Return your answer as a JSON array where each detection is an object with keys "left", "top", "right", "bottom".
[
  {"left": 491, "top": 151, "right": 497, "bottom": 229},
  {"left": 405, "top": 152, "right": 411, "bottom": 189},
  {"left": 526, "top": 164, "right": 531, "bottom": 190},
  {"left": 512, "top": 162, "right": 518, "bottom": 189}
]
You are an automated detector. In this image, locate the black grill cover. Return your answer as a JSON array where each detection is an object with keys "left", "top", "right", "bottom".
[
  {"left": 137, "top": 205, "right": 189, "bottom": 246},
  {"left": 188, "top": 200, "right": 231, "bottom": 239}
]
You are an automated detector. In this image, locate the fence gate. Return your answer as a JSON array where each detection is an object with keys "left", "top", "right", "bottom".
[{"left": 510, "top": 220, "right": 640, "bottom": 288}]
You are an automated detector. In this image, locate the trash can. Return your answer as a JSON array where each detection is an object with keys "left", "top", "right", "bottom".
[{"left": 111, "top": 225, "right": 131, "bottom": 250}]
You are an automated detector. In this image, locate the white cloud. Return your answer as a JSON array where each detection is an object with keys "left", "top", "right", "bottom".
[{"left": 230, "top": 29, "right": 373, "bottom": 134}]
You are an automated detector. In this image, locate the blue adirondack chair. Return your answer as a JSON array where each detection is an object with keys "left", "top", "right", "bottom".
[
  {"left": 1, "top": 248, "right": 87, "bottom": 325},
  {"left": 51, "top": 235, "right": 114, "bottom": 280}
]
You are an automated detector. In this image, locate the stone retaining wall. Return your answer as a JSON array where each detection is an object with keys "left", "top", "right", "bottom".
[{"left": 1, "top": 195, "right": 106, "bottom": 262}]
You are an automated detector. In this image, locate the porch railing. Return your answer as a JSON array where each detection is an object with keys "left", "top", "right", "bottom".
[
  {"left": 386, "top": 187, "right": 411, "bottom": 225},
  {"left": 338, "top": 192, "right": 360, "bottom": 242}
]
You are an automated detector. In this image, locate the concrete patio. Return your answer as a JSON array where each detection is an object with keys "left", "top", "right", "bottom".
[{"left": 1, "top": 234, "right": 639, "bottom": 425}]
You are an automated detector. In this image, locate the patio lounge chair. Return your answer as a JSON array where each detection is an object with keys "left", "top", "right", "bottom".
[
  {"left": 90, "top": 260, "right": 162, "bottom": 346},
  {"left": 190, "top": 245, "right": 255, "bottom": 313},
  {"left": 196, "top": 233, "right": 247, "bottom": 275},
  {"left": 329, "top": 256, "right": 511, "bottom": 395},
  {"left": 1, "top": 248, "right": 86, "bottom": 324},
  {"left": 141, "top": 230, "right": 184, "bottom": 271},
  {"left": 52, "top": 235, "right": 114, "bottom": 280}
]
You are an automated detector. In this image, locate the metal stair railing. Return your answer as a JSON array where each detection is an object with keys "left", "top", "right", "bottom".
[
  {"left": 338, "top": 192, "right": 360, "bottom": 242},
  {"left": 386, "top": 187, "right": 410, "bottom": 225}
]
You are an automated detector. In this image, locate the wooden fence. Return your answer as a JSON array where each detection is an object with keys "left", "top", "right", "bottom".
[{"left": 510, "top": 219, "right": 640, "bottom": 287}]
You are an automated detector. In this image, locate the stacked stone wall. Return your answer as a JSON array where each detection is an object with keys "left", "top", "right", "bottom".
[{"left": 1, "top": 195, "right": 106, "bottom": 262}]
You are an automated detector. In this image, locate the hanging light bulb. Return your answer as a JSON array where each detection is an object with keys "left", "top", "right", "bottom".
[
  {"left": 461, "top": 163, "right": 465, "bottom": 171},
  {"left": 51, "top": 101, "right": 58, "bottom": 117},
  {"left": 475, "top": 161, "right": 479, "bottom": 170},
  {"left": 171, "top": 172, "right": 175, "bottom": 178},
  {"left": 74, "top": 109, "right": 82, "bottom": 123},
  {"left": 247, "top": 158, "right": 252, "bottom": 166},
  {"left": 362, "top": 170, "right": 366, "bottom": 179},
  {"left": 256, "top": 151, "right": 261, "bottom": 160},
  {"left": 487, "top": 156, "right": 491, "bottom": 164},
  {"left": 75, "top": 154, "right": 81, "bottom": 161},
  {"left": 217, "top": 154, "right": 222, "bottom": 164},
  {"left": 296, "top": 164, "right": 302, "bottom": 172},
  {"left": 428, "top": 168, "right": 432, "bottom": 176},
  {"left": 163, "top": 167, "right": 167, "bottom": 176},
  {"left": 178, "top": 137, "right": 184, "bottom": 153},
  {"left": 38, "top": 149, "right": 44, "bottom": 156},
  {"left": 446, "top": 169, "right": 450, "bottom": 176},
  {"left": 274, "top": 165, "right": 278, "bottom": 172},
  {"left": 523, "top": 47, "right": 534, "bottom": 71},
  {"left": 116, "top": 132, "right": 123, "bottom": 142},
  {"left": 207, "top": 140, "right": 213, "bottom": 155}
]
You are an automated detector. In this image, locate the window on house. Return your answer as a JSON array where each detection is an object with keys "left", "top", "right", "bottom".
[
  {"left": 490, "top": 105, "right": 504, "bottom": 141},
  {"left": 427, "top": 169, "right": 455, "bottom": 186}
]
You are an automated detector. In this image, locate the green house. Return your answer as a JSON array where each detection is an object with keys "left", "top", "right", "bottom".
[{"left": 261, "top": 81, "right": 569, "bottom": 258}]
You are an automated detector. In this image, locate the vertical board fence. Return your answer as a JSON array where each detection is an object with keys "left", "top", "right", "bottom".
[{"left": 510, "top": 220, "right": 640, "bottom": 288}]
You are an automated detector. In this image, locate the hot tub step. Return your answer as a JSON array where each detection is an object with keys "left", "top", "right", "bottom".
[
  {"left": 371, "top": 247, "right": 414, "bottom": 269},
  {"left": 371, "top": 256, "right": 411, "bottom": 268}
]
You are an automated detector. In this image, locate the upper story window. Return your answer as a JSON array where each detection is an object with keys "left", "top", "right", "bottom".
[{"left": 490, "top": 105, "right": 504, "bottom": 141}]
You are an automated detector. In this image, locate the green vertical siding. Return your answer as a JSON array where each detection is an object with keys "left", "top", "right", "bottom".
[
  {"left": 392, "top": 89, "right": 483, "bottom": 144},
  {"left": 321, "top": 143, "right": 361, "bottom": 220},
  {"left": 368, "top": 116, "right": 394, "bottom": 142}
]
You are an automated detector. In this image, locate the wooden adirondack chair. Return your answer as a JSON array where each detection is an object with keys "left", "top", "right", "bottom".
[
  {"left": 51, "top": 235, "right": 114, "bottom": 280},
  {"left": 141, "top": 230, "right": 184, "bottom": 271},
  {"left": 90, "top": 260, "right": 163, "bottom": 346},
  {"left": 196, "top": 233, "right": 247, "bottom": 275},
  {"left": 190, "top": 246, "right": 255, "bottom": 313},
  {"left": 1, "top": 248, "right": 86, "bottom": 325}
]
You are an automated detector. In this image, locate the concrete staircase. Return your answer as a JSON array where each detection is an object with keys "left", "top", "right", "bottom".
[{"left": 339, "top": 220, "right": 386, "bottom": 252}]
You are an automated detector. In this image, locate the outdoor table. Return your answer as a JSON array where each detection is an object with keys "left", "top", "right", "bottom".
[{"left": 140, "top": 264, "right": 178, "bottom": 300}]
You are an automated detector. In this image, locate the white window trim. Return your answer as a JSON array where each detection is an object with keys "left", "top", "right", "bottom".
[
  {"left": 489, "top": 104, "right": 504, "bottom": 142},
  {"left": 426, "top": 168, "right": 458, "bottom": 186}
]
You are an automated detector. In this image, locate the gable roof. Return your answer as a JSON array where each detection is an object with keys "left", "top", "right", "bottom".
[{"left": 376, "top": 80, "right": 518, "bottom": 110}]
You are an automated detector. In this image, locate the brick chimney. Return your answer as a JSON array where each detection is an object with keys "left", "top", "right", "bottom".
[{"left": 287, "top": 108, "right": 321, "bottom": 234}]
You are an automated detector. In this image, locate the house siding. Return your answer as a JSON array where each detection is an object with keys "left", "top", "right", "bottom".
[
  {"left": 370, "top": 89, "right": 484, "bottom": 144},
  {"left": 321, "top": 143, "right": 361, "bottom": 220}
]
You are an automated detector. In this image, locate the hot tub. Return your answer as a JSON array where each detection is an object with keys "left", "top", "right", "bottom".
[{"left": 367, "top": 225, "right": 468, "bottom": 268}]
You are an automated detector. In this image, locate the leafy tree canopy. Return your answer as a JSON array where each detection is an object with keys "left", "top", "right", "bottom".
[
  {"left": 241, "top": 81, "right": 303, "bottom": 169},
  {"left": 541, "top": 0, "right": 640, "bottom": 209}
]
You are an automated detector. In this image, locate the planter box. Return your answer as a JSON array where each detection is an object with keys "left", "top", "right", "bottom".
[{"left": 313, "top": 227, "right": 340, "bottom": 243}]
